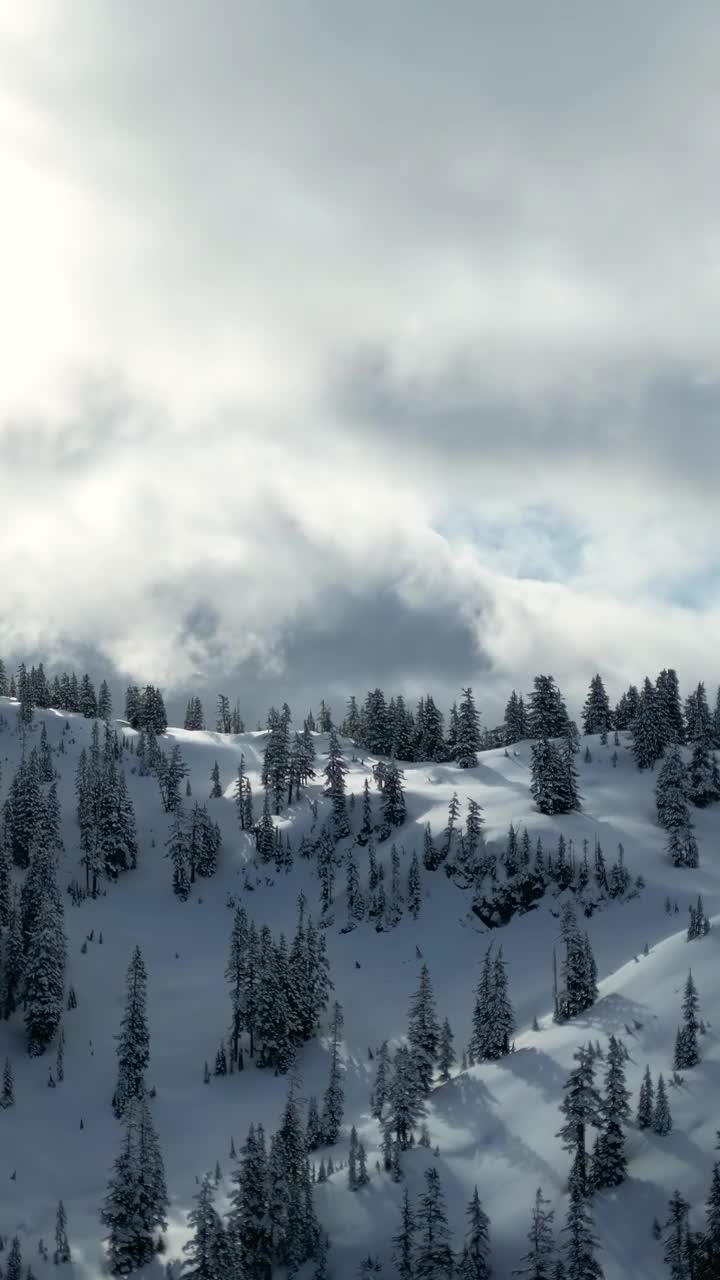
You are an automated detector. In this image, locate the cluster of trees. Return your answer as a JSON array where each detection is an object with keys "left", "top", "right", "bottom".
[
  {"left": 389, "top": 1169, "right": 491, "bottom": 1280},
  {"left": 0, "top": 659, "right": 113, "bottom": 726},
  {"left": 76, "top": 722, "right": 138, "bottom": 894},
  {"left": 3, "top": 745, "right": 58, "bottom": 870},
  {"left": 472, "top": 821, "right": 638, "bottom": 930},
  {"left": 341, "top": 840, "right": 423, "bottom": 933},
  {"left": 558, "top": 1038, "right": 631, "bottom": 1199},
  {"left": 655, "top": 746, "right": 713, "bottom": 868},
  {"left": 661, "top": 1136, "right": 720, "bottom": 1278},
  {"left": 224, "top": 899, "right": 332, "bottom": 1075},
  {"left": 342, "top": 686, "right": 482, "bottom": 767},
  {"left": 183, "top": 1078, "right": 325, "bottom": 1280},
  {"left": 260, "top": 706, "right": 317, "bottom": 815},
  {"left": 469, "top": 946, "right": 514, "bottom": 1061},
  {"left": 554, "top": 901, "right": 599, "bottom": 1024},
  {"left": 674, "top": 970, "right": 702, "bottom": 1072},
  {"left": 184, "top": 693, "right": 245, "bottom": 734},
  {"left": 637, "top": 1065, "right": 672, "bottom": 1135},
  {"left": 166, "top": 803, "right": 222, "bottom": 899},
  {"left": 124, "top": 684, "right": 168, "bottom": 735}
]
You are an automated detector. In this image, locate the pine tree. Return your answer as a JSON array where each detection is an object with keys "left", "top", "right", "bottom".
[
  {"left": 340, "top": 849, "right": 363, "bottom": 931},
  {"left": 438, "top": 1018, "right": 455, "bottom": 1083},
  {"left": 652, "top": 1073, "right": 672, "bottom": 1135},
  {"left": 5, "top": 1238, "right": 23, "bottom": 1280},
  {"left": 531, "top": 738, "right": 575, "bottom": 815},
  {"left": 561, "top": 1181, "right": 603, "bottom": 1279},
  {"left": 227, "top": 1122, "right": 272, "bottom": 1280},
  {"left": 24, "top": 885, "right": 66, "bottom": 1055},
  {"left": 674, "top": 970, "right": 701, "bottom": 1070},
  {"left": 166, "top": 809, "right": 191, "bottom": 899},
  {"left": 1, "top": 1056, "right": 14, "bottom": 1107},
  {"left": 416, "top": 1166, "right": 454, "bottom": 1280},
  {"left": 704, "top": 1160, "right": 720, "bottom": 1257},
  {"left": 210, "top": 760, "right": 222, "bottom": 799},
  {"left": 183, "top": 1172, "right": 222, "bottom": 1280},
  {"left": 513, "top": 1187, "right": 556, "bottom": 1279},
  {"left": 687, "top": 739, "right": 720, "bottom": 807},
  {"left": 592, "top": 1035, "right": 630, "bottom": 1189},
  {"left": 392, "top": 1187, "right": 416, "bottom": 1280},
  {"left": 382, "top": 760, "right": 407, "bottom": 827},
  {"left": 101, "top": 1095, "right": 168, "bottom": 1273},
  {"left": 505, "top": 690, "right": 529, "bottom": 744},
  {"left": 408, "top": 850, "right": 422, "bottom": 919},
  {"left": 321, "top": 1001, "right": 345, "bottom": 1144},
  {"left": 636, "top": 1064, "right": 654, "bottom": 1129},
  {"left": 113, "top": 945, "right": 150, "bottom": 1117},
  {"left": 557, "top": 1046, "right": 602, "bottom": 1198},
  {"left": 54, "top": 1200, "right": 71, "bottom": 1264},
  {"left": 656, "top": 747, "right": 692, "bottom": 831},
  {"left": 457, "top": 1186, "right": 491, "bottom": 1280},
  {"left": 632, "top": 677, "right": 665, "bottom": 770},
  {"left": 582, "top": 675, "right": 610, "bottom": 736},
  {"left": 370, "top": 1041, "right": 391, "bottom": 1120},
  {"left": 663, "top": 1191, "right": 692, "bottom": 1280},
  {"left": 323, "top": 730, "right": 349, "bottom": 840},
  {"left": 384, "top": 1044, "right": 427, "bottom": 1149},
  {"left": 454, "top": 687, "right": 481, "bottom": 768},
  {"left": 226, "top": 905, "right": 248, "bottom": 1065},
  {"left": 528, "top": 675, "right": 569, "bottom": 739},
  {"left": 407, "top": 964, "right": 441, "bottom": 1093}
]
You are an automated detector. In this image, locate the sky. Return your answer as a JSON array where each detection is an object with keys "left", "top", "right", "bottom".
[{"left": 2, "top": 1, "right": 720, "bottom": 725}]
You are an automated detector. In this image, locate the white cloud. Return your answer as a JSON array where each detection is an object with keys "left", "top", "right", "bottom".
[{"left": 1, "top": 2, "right": 720, "bottom": 707}]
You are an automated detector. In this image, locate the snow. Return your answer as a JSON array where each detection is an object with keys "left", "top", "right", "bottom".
[{"left": 1, "top": 698, "right": 719, "bottom": 1277}]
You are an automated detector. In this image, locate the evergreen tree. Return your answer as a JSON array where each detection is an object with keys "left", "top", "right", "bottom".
[
  {"left": 513, "top": 1187, "right": 556, "bottom": 1279},
  {"left": 54, "top": 1200, "right": 71, "bottom": 1264},
  {"left": 5, "top": 1238, "right": 23, "bottom": 1280},
  {"left": 582, "top": 675, "right": 610, "bottom": 736},
  {"left": 382, "top": 760, "right": 407, "bottom": 827},
  {"left": 1, "top": 1056, "right": 14, "bottom": 1107},
  {"left": 416, "top": 1166, "right": 454, "bottom": 1280},
  {"left": 321, "top": 1002, "right": 345, "bottom": 1144},
  {"left": 656, "top": 747, "right": 692, "bottom": 831},
  {"left": 408, "top": 850, "right": 423, "bottom": 918},
  {"left": 505, "top": 690, "right": 529, "bottom": 744},
  {"left": 656, "top": 668, "right": 685, "bottom": 745},
  {"left": 407, "top": 964, "right": 441, "bottom": 1094},
  {"left": 454, "top": 687, "right": 481, "bottom": 768},
  {"left": 674, "top": 970, "right": 700, "bottom": 1070},
  {"left": 531, "top": 738, "right": 575, "bottom": 815},
  {"left": 323, "top": 731, "right": 349, "bottom": 840},
  {"left": 592, "top": 1034, "right": 630, "bottom": 1189},
  {"left": 687, "top": 739, "right": 720, "bottom": 807},
  {"left": 392, "top": 1187, "right": 416, "bottom": 1280},
  {"left": 113, "top": 946, "right": 150, "bottom": 1117},
  {"left": 663, "top": 1191, "right": 692, "bottom": 1280},
  {"left": 370, "top": 1041, "right": 391, "bottom": 1120},
  {"left": 457, "top": 1186, "right": 491, "bottom": 1280},
  {"left": 561, "top": 1181, "right": 603, "bottom": 1280},
  {"left": 438, "top": 1017, "right": 455, "bottom": 1083},
  {"left": 652, "top": 1073, "right": 672, "bottom": 1135},
  {"left": 183, "top": 1172, "right": 222, "bottom": 1280},
  {"left": 227, "top": 1122, "right": 272, "bottom": 1280},
  {"left": 210, "top": 760, "right": 222, "bottom": 799},
  {"left": 632, "top": 677, "right": 665, "bottom": 770},
  {"left": 557, "top": 1046, "right": 602, "bottom": 1198},
  {"left": 101, "top": 1094, "right": 168, "bottom": 1273},
  {"left": 384, "top": 1044, "right": 427, "bottom": 1149},
  {"left": 528, "top": 675, "right": 569, "bottom": 739},
  {"left": 24, "top": 883, "right": 66, "bottom": 1055},
  {"left": 636, "top": 1064, "right": 654, "bottom": 1129}
]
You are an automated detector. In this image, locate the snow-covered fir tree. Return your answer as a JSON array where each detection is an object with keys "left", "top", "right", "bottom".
[
  {"left": 321, "top": 1001, "right": 345, "bottom": 1144},
  {"left": 561, "top": 1179, "right": 604, "bottom": 1280},
  {"left": 437, "top": 1017, "right": 455, "bottom": 1083},
  {"left": 323, "top": 730, "right": 349, "bottom": 840},
  {"left": 454, "top": 687, "right": 481, "bottom": 768},
  {"left": 582, "top": 675, "right": 610, "bottom": 736},
  {"left": 653, "top": 1072, "right": 672, "bottom": 1135},
  {"left": 101, "top": 1094, "right": 168, "bottom": 1274},
  {"left": 674, "top": 970, "right": 701, "bottom": 1070},
  {"left": 415, "top": 1166, "right": 454, "bottom": 1280},
  {"left": 113, "top": 945, "right": 150, "bottom": 1117},
  {"left": 557, "top": 1046, "right": 603, "bottom": 1198},
  {"left": 512, "top": 1187, "right": 556, "bottom": 1279},
  {"left": 528, "top": 675, "right": 569, "bottom": 739},
  {"left": 457, "top": 1185, "right": 491, "bottom": 1280},
  {"left": 407, "top": 964, "right": 441, "bottom": 1094},
  {"left": 393, "top": 1187, "right": 416, "bottom": 1280}
]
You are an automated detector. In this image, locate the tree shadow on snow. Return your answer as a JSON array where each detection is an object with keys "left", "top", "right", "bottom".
[{"left": 496, "top": 1047, "right": 569, "bottom": 1102}]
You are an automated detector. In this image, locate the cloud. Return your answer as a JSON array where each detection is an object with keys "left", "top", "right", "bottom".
[{"left": 1, "top": 2, "right": 720, "bottom": 718}]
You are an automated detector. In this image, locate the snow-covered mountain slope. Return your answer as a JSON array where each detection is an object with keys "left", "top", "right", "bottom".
[{"left": 1, "top": 698, "right": 719, "bottom": 1279}]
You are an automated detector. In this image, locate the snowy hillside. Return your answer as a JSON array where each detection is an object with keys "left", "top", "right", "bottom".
[{"left": 1, "top": 694, "right": 720, "bottom": 1279}]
